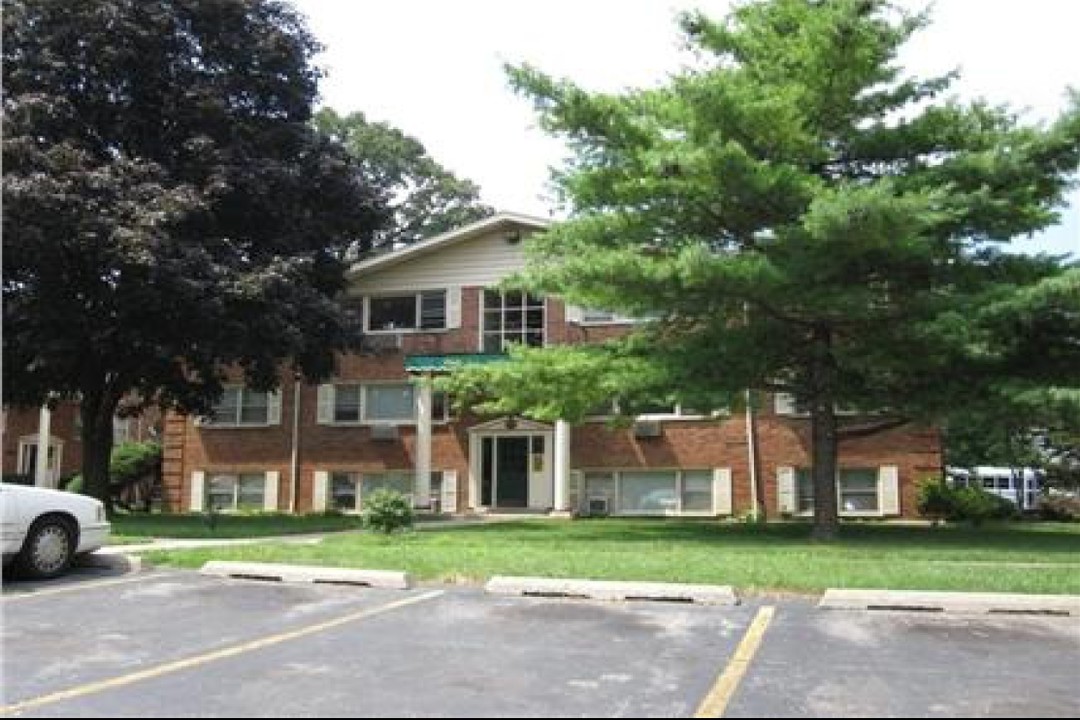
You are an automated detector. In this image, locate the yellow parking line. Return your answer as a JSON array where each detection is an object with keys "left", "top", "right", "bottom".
[
  {"left": 694, "top": 605, "right": 775, "bottom": 718},
  {"left": 0, "top": 589, "right": 443, "bottom": 715},
  {"left": 1, "top": 572, "right": 170, "bottom": 602}
]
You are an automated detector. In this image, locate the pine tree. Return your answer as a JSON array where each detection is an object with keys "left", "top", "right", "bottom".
[{"left": 448, "top": 0, "right": 1080, "bottom": 537}]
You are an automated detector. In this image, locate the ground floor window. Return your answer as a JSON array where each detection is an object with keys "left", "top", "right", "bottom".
[
  {"left": 329, "top": 471, "right": 416, "bottom": 512},
  {"left": 580, "top": 469, "right": 715, "bottom": 515},
  {"left": 207, "top": 473, "right": 265, "bottom": 511},
  {"left": 795, "top": 468, "right": 880, "bottom": 514},
  {"left": 620, "top": 471, "right": 678, "bottom": 513}
]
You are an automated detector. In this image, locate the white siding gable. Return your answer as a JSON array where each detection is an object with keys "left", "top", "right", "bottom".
[{"left": 352, "top": 229, "right": 530, "bottom": 294}]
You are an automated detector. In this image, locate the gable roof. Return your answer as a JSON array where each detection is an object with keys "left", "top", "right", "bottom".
[{"left": 347, "top": 212, "right": 551, "bottom": 278}]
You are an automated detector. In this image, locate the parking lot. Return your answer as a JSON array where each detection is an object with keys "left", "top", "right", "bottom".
[{"left": 3, "top": 568, "right": 1078, "bottom": 717}]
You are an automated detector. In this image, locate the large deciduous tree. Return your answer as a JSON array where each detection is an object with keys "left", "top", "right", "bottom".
[
  {"left": 314, "top": 108, "right": 493, "bottom": 251},
  {"left": 3, "top": 0, "right": 386, "bottom": 510},
  {"left": 448, "top": 0, "right": 1080, "bottom": 536}
]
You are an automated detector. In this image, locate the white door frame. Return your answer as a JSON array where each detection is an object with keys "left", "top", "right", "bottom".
[
  {"left": 468, "top": 426, "right": 553, "bottom": 510},
  {"left": 17, "top": 435, "right": 64, "bottom": 488}
]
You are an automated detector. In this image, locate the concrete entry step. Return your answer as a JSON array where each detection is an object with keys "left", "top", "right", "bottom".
[
  {"left": 200, "top": 561, "right": 411, "bottom": 589},
  {"left": 485, "top": 576, "right": 738, "bottom": 605},
  {"left": 819, "top": 588, "right": 1080, "bottom": 616}
]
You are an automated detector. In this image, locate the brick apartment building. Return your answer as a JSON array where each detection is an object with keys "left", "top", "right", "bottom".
[
  {"left": 162, "top": 213, "right": 941, "bottom": 518},
  {"left": 2, "top": 402, "right": 159, "bottom": 486}
]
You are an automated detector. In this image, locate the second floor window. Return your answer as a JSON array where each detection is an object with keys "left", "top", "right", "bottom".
[
  {"left": 211, "top": 387, "right": 271, "bottom": 425},
  {"left": 368, "top": 290, "right": 446, "bottom": 331},
  {"left": 482, "top": 290, "right": 545, "bottom": 353},
  {"left": 319, "top": 383, "right": 450, "bottom": 424}
]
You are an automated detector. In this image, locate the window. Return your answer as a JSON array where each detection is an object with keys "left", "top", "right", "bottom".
[
  {"left": 207, "top": 473, "right": 265, "bottom": 511},
  {"left": 211, "top": 387, "right": 271, "bottom": 425},
  {"left": 321, "top": 383, "right": 449, "bottom": 425},
  {"left": 113, "top": 417, "right": 132, "bottom": 444},
  {"left": 365, "top": 384, "right": 415, "bottom": 422},
  {"left": 368, "top": 290, "right": 446, "bottom": 331},
  {"left": 839, "top": 469, "right": 879, "bottom": 512},
  {"left": 681, "top": 470, "right": 713, "bottom": 512},
  {"left": 796, "top": 468, "right": 880, "bottom": 513},
  {"left": 329, "top": 471, "right": 416, "bottom": 512},
  {"left": 482, "top": 290, "right": 545, "bottom": 352},
  {"left": 330, "top": 471, "right": 360, "bottom": 512},
  {"left": 582, "top": 308, "right": 618, "bottom": 323},
  {"left": 796, "top": 469, "right": 815, "bottom": 513},
  {"left": 619, "top": 471, "right": 678, "bottom": 513},
  {"left": 362, "top": 472, "right": 414, "bottom": 503},
  {"left": 334, "top": 385, "right": 362, "bottom": 423}
]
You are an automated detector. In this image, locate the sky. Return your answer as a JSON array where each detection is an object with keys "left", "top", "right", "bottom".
[{"left": 291, "top": 0, "right": 1079, "bottom": 259}]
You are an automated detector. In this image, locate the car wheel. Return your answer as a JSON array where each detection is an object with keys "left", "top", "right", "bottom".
[{"left": 17, "top": 516, "right": 76, "bottom": 579}]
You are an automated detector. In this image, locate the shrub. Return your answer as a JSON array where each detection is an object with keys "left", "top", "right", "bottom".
[
  {"left": 917, "top": 479, "right": 1018, "bottom": 525},
  {"left": 1, "top": 473, "right": 34, "bottom": 486},
  {"left": 362, "top": 489, "right": 414, "bottom": 535},
  {"left": 1039, "top": 495, "right": 1080, "bottom": 522},
  {"left": 61, "top": 474, "right": 84, "bottom": 494},
  {"left": 916, "top": 479, "right": 954, "bottom": 521}
]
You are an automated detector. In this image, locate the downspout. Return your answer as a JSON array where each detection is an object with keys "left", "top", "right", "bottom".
[
  {"left": 290, "top": 377, "right": 301, "bottom": 513},
  {"left": 744, "top": 388, "right": 760, "bottom": 521}
]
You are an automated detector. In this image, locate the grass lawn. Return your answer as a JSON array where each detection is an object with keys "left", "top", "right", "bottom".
[
  {"left": 144, "top": 519, "right": 1080, "bottom": 595},
  {"left": 108, "top": 512, "right": 364, "bottom": 543}
]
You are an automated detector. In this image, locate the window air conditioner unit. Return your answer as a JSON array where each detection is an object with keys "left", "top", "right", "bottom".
[
  {"left": 370, "top": 423, "right": 400, "bottom": 441},
  {"left": 587, "top": 497, "right": 610, "bottom": 517},
  {"left": 632, "top": 419, "right": 662, "bottom": 438}
]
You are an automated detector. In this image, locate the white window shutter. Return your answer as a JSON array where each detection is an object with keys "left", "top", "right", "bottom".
[
  {"left": 879, "top": 465, "right": 900, "bottom": 516},
  {"left": 264, "top": 471, "right": 280, "bottom": 511},
  {"left": 569, "top": 470, "right": 584, "bottom": 513},
  {"left": 565, "top": 304, "right": 584, "bottom": 323},
  {"left": 312, "top": 470, "right": 329, "bottom": 512},
  {"left": 713, "top": 468, "right": 733, "bottom": 515},
  {"left": 190, "top": 471, "right": 205, "bottom": 512},
  {"left": 447, "top": 286, "right": 462, "bottom": 329},
  {"left": 441, "top": 470, "right": 458, "bottom": 513},
  {"left": 777, "top": 466, "right": 796, "bottom": 513},
  {"left": 267, "top": 391, "right": 282, "bottom": 425},
  {"left": 774, "top": 393, "right": 797, "bottom": 415},
  {"left": 316, "top": 384, "right": 335, "bottom": 425}
]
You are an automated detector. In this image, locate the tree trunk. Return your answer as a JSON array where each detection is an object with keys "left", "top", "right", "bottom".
[
  {"left": 810, "top": 325, "right": 839, "bottom": 540},
  {"left": 80, "top": 389, "right": 121, "bottom": 516}
]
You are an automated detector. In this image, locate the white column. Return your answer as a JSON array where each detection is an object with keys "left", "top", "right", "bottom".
[
  {"left": 415, "top": 377, "right": 433, "bottom": 509},
  {"left": 35, "top": 404, "right": 53, "bottom": 488},
  {"left": 554, "top": 419, "right": 571, "bottom": 512}
]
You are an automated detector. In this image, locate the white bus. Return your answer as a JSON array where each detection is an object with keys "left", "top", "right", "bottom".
[{"left": 946, "top": 466, "right": 1043, "bottom": 511}]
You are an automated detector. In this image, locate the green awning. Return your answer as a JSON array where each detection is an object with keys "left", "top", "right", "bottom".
[{"left": 404, "top": 353, "right": 508, "bottom": 373}]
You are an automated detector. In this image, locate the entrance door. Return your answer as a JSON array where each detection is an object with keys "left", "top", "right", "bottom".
[
  {"left": 495, "top": 437, "right": 530, "bottom": 507},
  {"left": 478, "top": 435, "right": 547, "bottom": 509},
  {"left": 18, "top": 439, "right": 62, "bottom": 487}
]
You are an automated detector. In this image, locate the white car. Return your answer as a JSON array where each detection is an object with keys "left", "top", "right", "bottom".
[{"left": 1, "top": 483, "right": 111, "bottom": 579}]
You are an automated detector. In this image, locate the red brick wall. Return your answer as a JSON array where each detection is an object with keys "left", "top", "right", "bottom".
[
  {"left": 161, "top": 286, "right": 943, "bottom": 517},
  {"left": 2, "top": 403, "right": 83, "bottom": 478}
]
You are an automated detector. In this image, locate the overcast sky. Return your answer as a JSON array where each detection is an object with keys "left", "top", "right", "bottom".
[{"left": 291, "top": 0, "right": 1079, "bottom": 258}]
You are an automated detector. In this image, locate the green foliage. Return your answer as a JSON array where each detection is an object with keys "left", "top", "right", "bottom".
[
  {"left": 461, "top": 0, "right": 1080, "bottom": 535},
  {"left": 3, "top": 0, "right": 386, "bottom": 506},
  {"left": 62, "top": 474, "right": 84, "bottom": 494},
  {"left": 362, "top": 490, "right": 415, "bottom": 535},
  {"left": 917, "top": 479, "right": 1018, "bottom": 525},
  {"left": 110, "top": 442, "right": 161, "bottom": 487},
  {"left": 1039, "top": 495, "right": 1080, "bottom": 522},
  {"left": 314, "top": 109, "right": 493, "bottom": 250}
]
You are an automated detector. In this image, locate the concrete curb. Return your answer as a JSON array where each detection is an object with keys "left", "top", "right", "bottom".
[
  {"left": 200, "top": 561, "right": 411, "bottom": 589},
  {"left": 485, "top": 576, "right": 738, "bottom": 605},
  {"left": 819, "top": 588, "right": 1080, "bottom": 616},
  {"left": 76, "top": 552, "right": 143, "bottom": 574}
]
